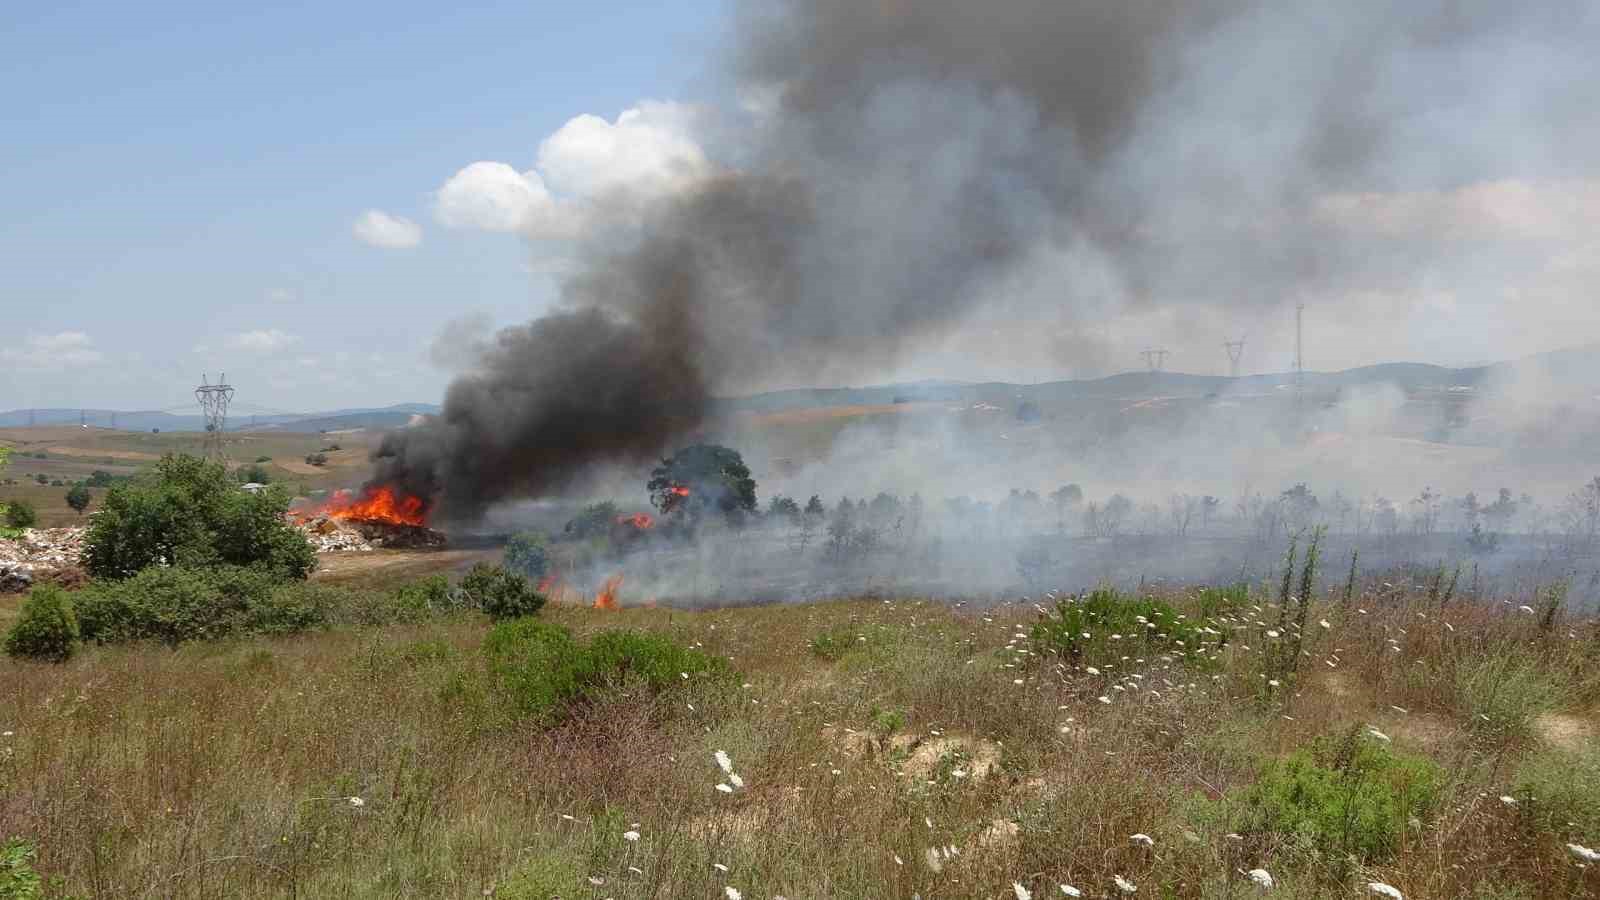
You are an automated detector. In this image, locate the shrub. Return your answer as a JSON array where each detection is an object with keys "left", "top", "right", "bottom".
[
  {"left": 1456, "top": 652, "right": 1568, "bottom": 745},
  {"left": 1030, "top": 588, "right": 1214, "bottom": 668},
  {"left": 1235, "top": 728, "right": 1442, "bottom": 864},
  {"left": 483, "top": 620, "right": 726, "bottom": 722},
  {"left": 0, "top": 838, "right": 44, "bottom": 899},
  {"left": 3, "top": 500, "right": 37, "bottom": 529},
  {"left": 3, "top": 585, "right": 79, "bottom": 662},
  {"left": 64, "top": 484, "right": 91, "bottom": 515},
  {"left": 82, "top": 454, "right": 315, "bottom": 579},
  {"left": 1513, "top": 743, "right": 1600, "bottom": 838},
  {"left": 459, "top": 564, "right": 545, "bottom": 621},
  {"left": 75, "top": 565, "right": 320, "bottom": 645},
  {"left": 503, "top": 530, "right": 550, "bottom": 580}
]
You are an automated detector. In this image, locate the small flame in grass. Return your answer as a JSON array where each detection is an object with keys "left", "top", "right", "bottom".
[
  {"left": 616, "top": 513, "right": 655, "bottom": 529},
  {"left": 595, "top": 574, "right": 623, "bottom": 610}
]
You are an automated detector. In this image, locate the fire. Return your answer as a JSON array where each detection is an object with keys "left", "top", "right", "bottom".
[
  {"left": 670, "top": 486, "right": 690, "bottom": 497},
  {"left": 594, "top": 574, "right": 623, "bottom": 610},
  {"left": 307, "top": 484, "right": 428, "bottom": 526},
  {"left": 616, "top": 512, "right": 655, "bottom": 529}
]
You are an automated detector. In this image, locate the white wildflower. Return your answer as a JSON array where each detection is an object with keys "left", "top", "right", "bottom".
[
  {"left": 725, "top": 887, "right": 742, "bottom": 900},
  {"left": 623, "top": 830, "right": 641, "bottom": 841},
  {"left": 1014, "top": 882, "right": 1033, "bottom": 900},
  {"left": 1498, "top": 795, "right": 1516, "bottom": 807},
  {"left": 1129, "top": 833, "right": 1154, "bottom": 847},
  {"left": 1114, "top": 874, "right": 1138, "bottom": 893},
  {"left": 1569, "top": 843, "right": 1600, "bottom": 862},
  {"left": 729, "top": 772, "right": 745, "bottom": 788},
  {"left": 1098, "top": 696, "right": 1112, "bottom": 705},
  {"left": 1366, "top": 883, "right": 1403, "bottom": 900},
  {"left": 1246, "top": 868, "right": 1274, "bottom": 889},
  {"left": 713, "top": 863, "right": 729, "bottom": 872},
  {"left": 714, "top": 750, "right": 734, "bottom": 774},
  {"left": 1518, "top": 605, "right": 1534, "bottom": 614},
  {"left": 1318, "top": 619, "right": 1331, "bottom": 630},
  {"left": 1085, "top": 666, "right": 1101, "bottom": 675},
  {"left": 348, "top": 796, "right": 365, "bottom": 808},
  {"left": 1365, "top": 726, "right": 1391, "bottom": 743},
  {"left": 924, "top": 848, "right": 944, "bottom": 872},
  {"left": 588, "top": 876, "right": 605, "bottom": 886},
  {"left": 715, "top": 783, "right": 733, "bottom": 793},
  {"left": 1061, "top": 887, "right": 1082, "bottom": 897}
]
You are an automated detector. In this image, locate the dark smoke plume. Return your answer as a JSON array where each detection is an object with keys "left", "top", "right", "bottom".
[{"left": 376, "top": 0, "right": 1600, "bottom": 520}]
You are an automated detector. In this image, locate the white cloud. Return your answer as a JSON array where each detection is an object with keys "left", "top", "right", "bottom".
[
  {"left": 0, "top": 332, "right": 104, "bottom": 370},
  {"left": 431, "top": 101, "right": 710, "bottom": 241},
  {"left": 223, "top": 329, "right": 300, "bottom": 352},
  {"left": 352, "top": 209, "right": 423, "bottom": 249},
  {"left": 536, "top": 101, "right": 709, "bottom": 197},
  {"left": 265, "top": 287, "right": 297, "bottom": 303},
  {"left": 434, "top": 161, "right": 556, "bottom": 233}
]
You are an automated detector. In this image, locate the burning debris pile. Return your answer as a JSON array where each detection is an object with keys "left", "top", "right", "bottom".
[
  {"left": 0, "top": 527, "right": 89, "bottom": 592},
  {"left": 290, "top": 485, "right": 446, "bottom": 552}
]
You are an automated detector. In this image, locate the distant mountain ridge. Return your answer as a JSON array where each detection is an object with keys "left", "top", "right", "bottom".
[{"left": 0, "top": 403, "right": 441, "bottom": 433}]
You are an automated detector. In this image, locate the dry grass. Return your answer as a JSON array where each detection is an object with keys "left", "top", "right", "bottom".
[{"left": 1, "top": 588, "right": 1598, "bottom": 898}]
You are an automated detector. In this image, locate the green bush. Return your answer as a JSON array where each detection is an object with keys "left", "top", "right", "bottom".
[
  {"left": 82, "top": 454, "right": 315, "bottom": 580},
  {"left": 3, "top": 500, "right": 37, "bottom": 529},
  {"left": 459, "top": 564, "right": 545, "bottom": 621},
  {"left": 74, "top": 565, "right": 321, "bottom": 645},
  {"left": 3, "top": 585, "right": 79, "bottom": 662},
  {"left": 1235, "top": 728, "right": 1442, "bottom": 863},
  {"left": 1030, "top": 588, "right": 1215, "bottom": 668},
  {"left": 483, "top": 620, "right": 726, "bottom": 722},
  {"left": 0, "top": 838, "right": 44, "bottom": 899},
  {"left": 503, "top": 531, "right": 550, "bottom": 580},
  {"left": 1513, "top": 743, "right": 1600, "bottom": 838}
]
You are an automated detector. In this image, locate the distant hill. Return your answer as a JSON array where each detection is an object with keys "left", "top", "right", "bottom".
[{"left": 0, "top": 403, "right": 440, "bottom": 433}]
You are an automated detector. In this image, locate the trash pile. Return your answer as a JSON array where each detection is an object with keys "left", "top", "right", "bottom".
[
  {"left": 291, "top": 515, "right": 446, "bottom": 552},
  {"left": 0, "top": 527, "right": 89, "bottom": 592}
]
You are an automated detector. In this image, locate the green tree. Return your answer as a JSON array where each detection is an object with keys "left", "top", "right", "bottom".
[
  {"left": 65, "top": 483, "right": 91, "bottom": 515},
  {"left": 0, "top": 447, "right": 10, "bottom": 478},
  {"left": 563, "top": 501, "right": 619, "bottom": 539},
  {"left": 4, "top": 585, "right": 79, "bottom": 662},
  {"left": 647, "top": 444, "right": 757, "bottom": 523},
  {"left": 236, "top": 463, "right": 272, "bottom": 484},
  {"left": 505, "top": 530, "right": 550, "bottom": 579},
  {"left": 3, "top": 499, "right": 37, "bottom": 529},
  {"left": 86, "top": 470, "right": 116, "bottom": 487},
  {"left": 767, "top": 495, "right": 801, "bottom": 523},
  {"left": 459, "top": 563, "right": 546, "bottom": 621},
  {"left": 82, "top": 453, "right": 315, "bottom": 580}
]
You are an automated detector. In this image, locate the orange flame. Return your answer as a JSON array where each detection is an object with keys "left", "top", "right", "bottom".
[
  {"left": 616, "top": 513, "right": 655, "bottom": 529},
  {"left": 594, "top": 574, "right": 623, "bottom": 610},
  {"left": 536, "top": 573, "right": 556, "bottom": 593},
  {"left": 670, "top": 486, "right": 690, "bottom": 497},
  {"left": 305, "top": 484, "right": 428, "bottom": 526}
]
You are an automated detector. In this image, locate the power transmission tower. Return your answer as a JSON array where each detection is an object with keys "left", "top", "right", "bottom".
[
  {"left": 1140, "top": 348, "right": 1170, "bottom": 373},
  {"left": 27, "top": 409, "right": 34, "bottom": 427},
  {"left": 80, "top": 409, "right": 86, "bottom": 428},
  {"left": 1224, "top": 338, "right": 1245, "bottom": 378},
  {"left": 195, "top": 373, "right": 235, "bottom": 461}
]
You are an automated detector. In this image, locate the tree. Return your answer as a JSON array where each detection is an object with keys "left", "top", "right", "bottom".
[
  {"left": 1280, "top": 483, "right": 1319, "bottom": 531},
  {"left": 1049, "top": 484, "right": 1083, "bottom": 533},
  {"left": 564, "top": 501, "right": 619, "bottom": 539},
  {"left": 647, "top": 444, "right": 757, "bottom": 524},
  {"left": 1482, "top": 488, "right": 1518, "bottom": 533},
  {"left": 86, "top": 470, "right": 116, "bottom": 488},
  {"left": 65, "top": 484, "right": 91, "bottom": 515},
  {"left": 0, "top": 447, "right": 9, "bottom": 478},
  {"left": 459, "top": 563, "right": 546, "bottom": 621},
  {"left": 236, "top": 463, "right": 272, "bottom": 485},
  {"left": 504, "top": 531, "right": 550, "bottom": 580},
  {"left": 82, "top": 453, "right": 315, "bottom": 580},
  {"left": 1200, "top": 495, "right": 1221, "bottom": 531},
  {"left": 767, "top": 495, "right": 801, "bottom": 523},
  {"left": 3, "top": 585, "right": 79, "bottom": 662},
  {"left": 1100, "top": 494, "right": 1132, "bottom": 537},
  {"left": 1411, "top": 486, "right": 1441, "bottom": 536}
]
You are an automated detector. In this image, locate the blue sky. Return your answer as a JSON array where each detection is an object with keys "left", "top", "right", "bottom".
[
  {"left": 1, "top": 0, "right": 723, "bottom": 412},
  {"left": 4, "top": 1, "right": 1598, "bottom": 414}
]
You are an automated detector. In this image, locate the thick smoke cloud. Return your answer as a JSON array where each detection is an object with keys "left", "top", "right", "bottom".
[{"left": 377, "top": 0, "right": 1600, "bottom": 520}]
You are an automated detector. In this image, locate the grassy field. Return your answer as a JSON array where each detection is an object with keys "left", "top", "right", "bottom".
[
  {"left": 2, "top": 572, "right": 1598, "bottom": 898},
  {"left": 0, "top": 427, "right": 380, "bottom": 526}
]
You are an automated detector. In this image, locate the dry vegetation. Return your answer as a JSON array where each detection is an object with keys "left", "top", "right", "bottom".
[{"left": 2, "top": 570, "right": 1599, "bottom": 899}]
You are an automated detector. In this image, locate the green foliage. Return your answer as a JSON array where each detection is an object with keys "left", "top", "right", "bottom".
[
  {"left": 1455, "top": 652, "right": 1568, "bottom": 744},
  {"left": 0, "top": 838, "right": 44, "bottom": 900},
  {"left": 563, "top": 501, "right": 618, "bottom": 539},
  {"left": 82, "top": 454, "right": 315, "bottom": 580},
  {"left": 64, "top": 484, "right": 91, "bottom": 515},
  {"left": 74, "top": 565, "right": 322, "bottom": 645},
  {"left": 503, "top": 530, "right": 550, "bottom": 579},
  {"left": 84, "top": 470, "right": 117, "bottom": 488},
  {"left": 647, "top": 443, "right": 758, "bottom": 522},
  {"left": 3, "top": 500, "right": 37, "bottom": 529},
  {"left": 1029, "top": 588, "right": 1213, "bottom": 668},
  {"left": 385, "top": 574, "right": 464, "bottom": 618},
  {"left": 483, "top": 620, "right": 726, "bottom": 722},
  {"left": 1235, "top": 729, "right": 1442, "bottom": 863},
  {"left": 3, "top": 585, "right": 80, "bottom": 663},
  {"left": 458, "top": 564, "right": 546, "bottom": 621},
  {"left": 235, "top": 463, "right": 272, "bottom": 485},
  {"left": 1513, "top": 743, "right": 1600, "bottom": 838},
  {"left": 495, "top": 848, "right": 586, "bottom": 899},
  {"left": 1194, "top": 583, "right": 1249, "bottom": 619}
]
